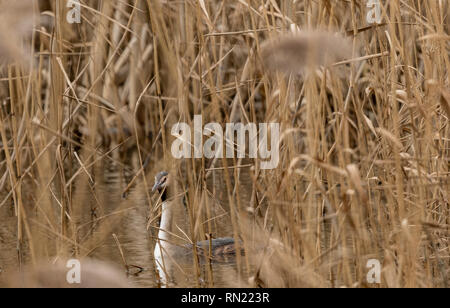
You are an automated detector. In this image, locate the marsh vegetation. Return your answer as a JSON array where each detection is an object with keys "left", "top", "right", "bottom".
[{"left": 0, "top": 0, "right": 449, "bottom": 288}]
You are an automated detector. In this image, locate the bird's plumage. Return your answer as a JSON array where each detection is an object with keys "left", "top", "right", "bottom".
[{"left": 152, "top": 171, "right": 241, "bottom": 259}]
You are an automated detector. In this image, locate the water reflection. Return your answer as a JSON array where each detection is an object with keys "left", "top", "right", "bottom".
[{"left": 0, "top": 154, "right": 253, "bottom": 287}]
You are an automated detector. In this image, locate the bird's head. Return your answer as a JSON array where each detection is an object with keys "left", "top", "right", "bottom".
[{"left": 152, "top": 171, "right": 169, "bottom": 194}]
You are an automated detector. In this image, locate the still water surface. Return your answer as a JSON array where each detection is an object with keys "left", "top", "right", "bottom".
[{"left": 0, "top": 156, "right": 253, "bottom": 287}]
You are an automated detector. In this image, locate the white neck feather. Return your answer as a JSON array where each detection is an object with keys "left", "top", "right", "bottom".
[
  {"left": 154, "top": 199, "right": 173, "bottom": 260},
  {"left": 154, "top": 199, "right": 174, "bottom": 286},
  {"left": 158, "top": 200, "right": 173, "bottom": 243}
]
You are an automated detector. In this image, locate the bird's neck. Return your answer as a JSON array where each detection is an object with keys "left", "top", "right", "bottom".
[
  {"left": 160, "top": 189, "right": 168, "bottom": 203},
  {"left": 158, "top": 197, "right": 173, "bottom": 244},
  {"left": 154, "top": 194, "right": 174, "bottom": 286}
]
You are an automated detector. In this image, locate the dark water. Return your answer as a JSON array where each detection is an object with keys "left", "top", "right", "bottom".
[{"left": 0, "top": 154, "right": 253, "bottom": 287}]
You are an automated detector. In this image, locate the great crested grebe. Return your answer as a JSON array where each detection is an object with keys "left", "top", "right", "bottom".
[{"left": 151, "top": 171, "right": 240, "bottom": 267}]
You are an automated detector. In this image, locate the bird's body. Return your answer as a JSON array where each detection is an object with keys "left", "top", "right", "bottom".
[
  {"left": 188, "top": 238, "right": 237, "bottom": 256},
  {"left": 155, "top": 238, "right": 239, "bottom": 262}
]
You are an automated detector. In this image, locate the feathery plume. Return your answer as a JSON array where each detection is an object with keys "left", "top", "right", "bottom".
[
  {"left": 261, "top": 31, "right": 352, "bottom": 76},
  {"left": 0, "top": 0, "right": 37, "bottom": 65}
]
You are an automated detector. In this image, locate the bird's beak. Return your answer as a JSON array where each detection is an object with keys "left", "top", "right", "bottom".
[{"left": 152, "top": 182, "right": 160, "bottom": 193}]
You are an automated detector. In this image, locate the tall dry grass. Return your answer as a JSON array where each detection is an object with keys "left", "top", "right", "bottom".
[{"left": 0, "top": 0, "right": 449, "bottom": 287}]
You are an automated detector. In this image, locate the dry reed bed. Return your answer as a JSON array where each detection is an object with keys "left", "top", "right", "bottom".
[{"left": 0, "top": 0, "right": 449, "bottom": 287}]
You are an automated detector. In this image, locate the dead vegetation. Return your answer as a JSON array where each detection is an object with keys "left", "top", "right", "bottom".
[{"left": 0, "top": 0, "right": 449, "bottom": 288}]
